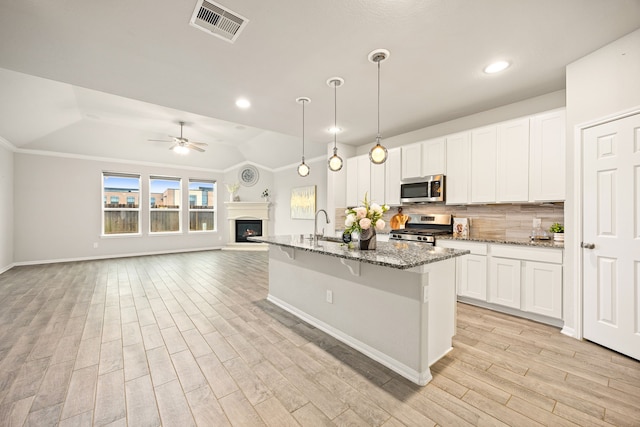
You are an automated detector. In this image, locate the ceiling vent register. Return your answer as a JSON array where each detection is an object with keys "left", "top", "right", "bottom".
[{"left": 190, "top": 0, "right": 249, "bottom": 43}]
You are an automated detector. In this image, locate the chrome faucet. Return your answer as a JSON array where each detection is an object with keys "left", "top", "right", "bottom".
[{"left": 314, "top": 209, "right": 330, "bottom": 244}]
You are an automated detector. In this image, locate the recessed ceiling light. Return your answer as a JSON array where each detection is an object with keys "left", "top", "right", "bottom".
[
  {"left": 235, "top": 98, "right": 251, "bottom": 109},
  {"left": 328, "top": 126, "right": 342, "bottom": 134},
  {"left": 484, "top": 60, "right": 510, "bottom": 74}
]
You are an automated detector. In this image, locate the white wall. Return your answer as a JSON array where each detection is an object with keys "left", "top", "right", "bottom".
[
  {"left": 272, "top": 157, "right": 328, "bottom": 237},
  {"left": 0, "top": 143, "right": 13, "bottom": 272},
  {"left": 564, "top": 27, "right": 640, "bottom": 336},
  {"left": 14, "top": 153, "right": 227, "bottom": 263}
]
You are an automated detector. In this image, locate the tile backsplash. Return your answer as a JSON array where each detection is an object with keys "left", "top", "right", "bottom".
[{"left": 336, "top": 203, "right": 564, "bottom": 240}]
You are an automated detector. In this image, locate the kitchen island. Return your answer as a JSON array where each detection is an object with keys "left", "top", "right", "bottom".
[{"left": 249, "top": 235, "right": 469, "bottom": 385}]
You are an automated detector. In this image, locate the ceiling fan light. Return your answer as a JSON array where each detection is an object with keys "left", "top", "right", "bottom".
[
  {"left": 297, "top": 161, "right": 310, "bottom": 177},
  {"left": 369, "top": 140, "right": 388, "bottom": 164},
  {"left": 173, "top": 145, "right": 189, "bottom": 155}
]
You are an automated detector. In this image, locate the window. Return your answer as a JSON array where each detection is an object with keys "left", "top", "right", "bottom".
[
  {"left": 150, "top": 176, "right": 181, "bottom": 233},
  {"left": 188, "top": 179, "right": 216, "bottom": 231},
  {"left": 103, "top": 173, "right": 140, "bottom": 235}
]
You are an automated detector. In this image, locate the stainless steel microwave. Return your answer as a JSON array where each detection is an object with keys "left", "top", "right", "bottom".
[{"left": 400, "top": 175, "right": 445, "bottom": 203}]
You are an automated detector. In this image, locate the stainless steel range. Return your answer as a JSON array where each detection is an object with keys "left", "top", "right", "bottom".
[{"left": 389, "top": 213, "right": 453, "bottom": 245}]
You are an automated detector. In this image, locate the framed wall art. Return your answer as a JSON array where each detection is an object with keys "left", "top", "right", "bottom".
[{"left": 290, "top": 185, "right": 316, "bottom": 219}]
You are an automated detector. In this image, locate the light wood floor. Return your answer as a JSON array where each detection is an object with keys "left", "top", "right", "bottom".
[{"left": 0, "top": 250, "right": 638, "bottom": 426}]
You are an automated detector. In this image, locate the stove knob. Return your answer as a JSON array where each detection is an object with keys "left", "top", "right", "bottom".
[{"left": 417, "top": 236, "right": 423, "bottom": 241}]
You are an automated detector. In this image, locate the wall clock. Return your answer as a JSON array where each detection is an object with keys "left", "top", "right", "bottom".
[{"left": 238, "top": 165, "right": 259, "bottom": 187}]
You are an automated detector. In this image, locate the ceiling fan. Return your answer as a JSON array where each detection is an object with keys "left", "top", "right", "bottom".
[{"left": 148, "top": 121, "right": 208, "bottom": 154}]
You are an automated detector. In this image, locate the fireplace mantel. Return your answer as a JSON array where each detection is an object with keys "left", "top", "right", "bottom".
[{"left": 223, "top": 202, "right": 270, "bottom": 251}]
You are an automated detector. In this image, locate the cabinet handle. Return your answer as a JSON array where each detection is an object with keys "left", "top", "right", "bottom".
[{"left": 581, "top": 242, "right": 595, "bottom": 249}]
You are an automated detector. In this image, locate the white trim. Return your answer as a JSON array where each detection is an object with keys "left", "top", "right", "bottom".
[
  {"left": 12, "top": 247, "right": 224, "bottom": 267},
  {"left": 271, "top": 154, "right": 328, "bottom": 173},
  {"left": 0, "top": 136, "right": 17, "bottom": 151},
  {"left": 570, "top": 104, "right": 640, "bottom": 341},
  {"left": 267, "top": 294, "right": 433, "bottom": 386},
  {"left": 0, "top": 263, "right": 15, "bottom": 275}
]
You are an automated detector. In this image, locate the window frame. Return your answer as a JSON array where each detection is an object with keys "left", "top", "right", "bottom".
[
  {"left": 149, "top": 175, "right": 183, "bottom": 234},
  {"left": 188, "top": 179, "right": 216, "bottom": 233},
  {"left": 102, "top": 172, "right": 141, "bottom": 236}
]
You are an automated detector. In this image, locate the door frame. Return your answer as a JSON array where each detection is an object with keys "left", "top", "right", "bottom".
[{"left": 568, "top": 105, "right": 640, "bottom": 341}]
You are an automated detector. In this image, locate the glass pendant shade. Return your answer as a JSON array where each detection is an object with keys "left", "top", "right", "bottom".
[
  {"left": 297, "top": 161, "right": 310, "bottom": 177},
  {"left": 328, "top": 148, "right": 343, "bottom": 171},
  {"left": 369, "top": 139, "right": 388, "bottom": 164},
  {"left": 173, "top": 145, "right": 189, "bottom": 155},
  {"left": 368, "top": 49, "right": 389, "bottom": 165},
  {"left": 296, "top": 96, "right": 311, "bottom": 177},
  {"left": 327, "top": 77, "right": 344, "bottom": 172}
]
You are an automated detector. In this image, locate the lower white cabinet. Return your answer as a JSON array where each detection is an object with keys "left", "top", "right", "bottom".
[
  {"left": 488, "top": 257, "right": 521, "bottom": 309},
  {"left": 437, "top": 240, "right": 563, "bottom": 322},
  {"left": 523, "top": 261, "right": 562, "bottom": 318},
  {"left": 458, "top": 255, "right": 487, "bottom": 300}
]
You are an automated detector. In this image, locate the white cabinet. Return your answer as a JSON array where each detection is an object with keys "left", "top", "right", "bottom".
[
  {"left": 422, "top": 138, "right": 446, "bottom": 176},
  {"left": 445, "top": 132, "right": 471, "bottom": 204},
  {"left": 497, "top": 118, "right": 530, "bottom": 202},
  {"left": 524, "top": 261, "right": 562, "bottom": 319},
  {"left": 530, "top": 109, "right": 566, "bottom": 202},
  {"left": 436, "top": 240, "right": 487, "bottom": 300},
  {"left": 401, "top": 142, "right": 423, "bottom": 180},
  {"left": 488, "top": 257, "right": 521, "bottom": 309},
  {"left": 346, "top": 155, "right": 371, "bottom": 206},
  {"left": 385, "top": 147, "right": 402, "bottom": 205},
  {"left": 370, "top": 162, "right": 385, "bottom": 204},
  {"left": 470, "top": 126, "right": 497, "bottom": 203},
  {"left": 346, "top": 157, "right": 358, "bottom": 206}
]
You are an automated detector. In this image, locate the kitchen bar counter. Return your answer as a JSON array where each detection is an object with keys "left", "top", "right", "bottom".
[
  {"left": 252, "top": 234, "right": 468, "bottom": 386},
  {"left": 250, "top": 235, "right": 469, "bottom": 269},
  {"left": 436, "top": 234, "right": 564, "bottom": 248}
]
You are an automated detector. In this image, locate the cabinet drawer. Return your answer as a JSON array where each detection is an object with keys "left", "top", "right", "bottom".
[
  {"left": 489, "top": 244, "right": 562, "bottom": 264},
  {"left": 437, "top": 240, "right": 487, "bottom": 255}
]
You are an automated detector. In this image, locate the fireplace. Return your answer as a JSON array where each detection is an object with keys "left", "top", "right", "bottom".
[
  {"left": 235, "top": 219, "right": 262, "bottom": 243},
  {"left": 223, "top": 201, "right": 270, "bottom": 251}
]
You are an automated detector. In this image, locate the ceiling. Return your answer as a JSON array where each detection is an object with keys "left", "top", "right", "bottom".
[{"left": 0, "top": 0, "right": 639, "bottom": 171}]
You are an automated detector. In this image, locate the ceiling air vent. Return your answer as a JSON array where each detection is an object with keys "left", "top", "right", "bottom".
[{"left": 189, "top": 0, "right": 249, "bottom": 43}]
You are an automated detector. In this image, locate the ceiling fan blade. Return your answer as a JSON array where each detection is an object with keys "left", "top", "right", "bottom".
[
  {"left": 187, "top": 144, "right": 205, "bottom": 152},
  {"left": 148, "top": 139, "right": 173, "bottom": 142},
  {"left": 168, "top": 144, "right": 179, "bottom": 150},
  {"left": 189, "top": 141, "right": 209, "bottom": 147}
]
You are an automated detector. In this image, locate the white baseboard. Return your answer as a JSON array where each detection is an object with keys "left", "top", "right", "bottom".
[
  {"left": 560, "top": 326, "right": 577, "bottom": 338},
  {"left": 222, "top": 243, "right": 268, "bottom": 251},
  {"left": 0, "top": 263, "right": 15, "bottom": 275},
  {"left": 267, "top": 294, "right": 432, "bottom": 386},
  {"left": 12, "top": 246, "right": 224, "bottom": 267}
]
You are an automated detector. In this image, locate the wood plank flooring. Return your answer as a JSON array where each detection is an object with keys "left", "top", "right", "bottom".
[{"left": 0, "top": 250, "right": 638, "bottom": 426}]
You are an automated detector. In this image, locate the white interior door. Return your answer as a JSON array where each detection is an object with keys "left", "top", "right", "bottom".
[{"left": 583, "top": 112, "right": 640, "bottom": 360}]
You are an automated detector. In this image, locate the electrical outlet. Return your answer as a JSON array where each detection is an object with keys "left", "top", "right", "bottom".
[
  {"left": 532, "top": 218, "right": 541, "bottom": 228},
  {"left": 93, "top": 242, "right": 98, "bottom": 249},
  {"left": 326, "top": 290, "right": 333, "bottom": 304}
]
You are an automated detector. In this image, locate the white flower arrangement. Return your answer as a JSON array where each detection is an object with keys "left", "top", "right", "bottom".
[
  {"left": 225, "top": 182, "right": 240, "bottom": 194},
  {"left": 344, "top": 193, "right": 389, "bottom": 235}
]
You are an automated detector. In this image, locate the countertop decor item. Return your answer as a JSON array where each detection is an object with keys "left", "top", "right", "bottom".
[
  {"left": 453, "top": 218, "right": 469, "bottom": 238},
  {"left": 344, "top": 193, "right": 389, "bottom": 250},
  {"left": 550, "top": 222, "right": 564, "bottom": 241}
]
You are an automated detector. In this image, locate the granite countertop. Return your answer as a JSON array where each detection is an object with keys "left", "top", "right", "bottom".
[
  {"left": 249, "top": 235, "right": 469, "bottom": 270},
  {"left": 437, "top": 234, "right": 564, "bottom": 249}
]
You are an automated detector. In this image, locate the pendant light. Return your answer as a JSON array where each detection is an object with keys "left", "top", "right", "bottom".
[
  {"left": 327, "top": 77, "right": 344, "bottom": 172},
  {"left": 368, "top": 49, "right": 390, "bottom": 165},
  {"left": 296, "top": 97, "right": 311, "bottom": 177}
]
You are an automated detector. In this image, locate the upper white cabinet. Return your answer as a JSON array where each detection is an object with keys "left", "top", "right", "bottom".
[
  {"left": 401, "top": 142, "right": 423, "bottom": 180},
  {"left": 346, "top": 155, "right": 371, "bottom": 206},
  {"left": 470, "top": 126, "right": 497, "bottom": 203},
  {"left": 445, "top": 132, "right": 471, "bottom": 205},
  {"left": 496, "top": 118, "right": 530, "bottom": 202},
  {"left": 370, "top": 161, "right": 386, "bottom": 204},
  {"left": 529, "top": 109, "right": 566, "bottom": 202},
  {"left": 422, "top": 138, "right": 446, "bottom": 176},
  {"left": 385, "top": 147, "right": 402, "bottom": 205}
]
